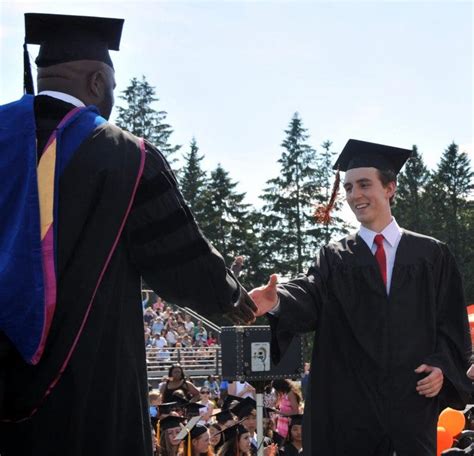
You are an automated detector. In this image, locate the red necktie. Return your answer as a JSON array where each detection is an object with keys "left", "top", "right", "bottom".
[{"left": 374, "top": 234, "right": 387, "bottom": 287}]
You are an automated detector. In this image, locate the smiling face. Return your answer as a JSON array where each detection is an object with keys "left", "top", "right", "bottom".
[{"left": 343, "top": 167, "right": 396, "bottom": 232}]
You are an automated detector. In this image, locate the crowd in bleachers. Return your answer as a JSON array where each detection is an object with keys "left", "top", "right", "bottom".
[{"left": 143, "top": 293, "right": 219, "bottom": 351}]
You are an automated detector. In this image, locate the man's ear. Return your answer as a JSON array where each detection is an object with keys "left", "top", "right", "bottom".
[
  {"left": 386, "top": 181, "right": 397, "bottom": 199},
  {"left": 88, "top": 70, "right": 105, "bottom": 98}
]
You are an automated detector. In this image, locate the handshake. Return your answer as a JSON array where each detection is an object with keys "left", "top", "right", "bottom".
[{"left": 226, "top": 256, "right": 281, "bottom": 325}]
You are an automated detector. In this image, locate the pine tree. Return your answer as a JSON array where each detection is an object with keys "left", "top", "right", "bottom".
[
  {"left": 260, "top": 113, "right": 320, "bottom": 275},
  {"left": 199, "top": 164, "right": 251, "bottom": 266},
  {"left": 115, "top": 75, "right": 180, "bottom": 161},
  {"left": 392, "top": 145, "right": 430, "bottom": 233},
  {"left": 424, "top": 143, "right": 473, "bottom": 302},
  {"left": 180, "top": 138, "right": 207, "bottom": 220}
]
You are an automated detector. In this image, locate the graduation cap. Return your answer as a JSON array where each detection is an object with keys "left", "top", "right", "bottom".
[
  {"left": 315, "top": 139, "right": 412, "bottom": 224},
  {"left": 214, "top": 409, "right": 235, "bottom": 424},
  {"left": 159, "top": 415, "right": 186, "bottom": 431},
  {"left": 333, "top": 139, "right": 412, "bottom": 175},
  {"left": 215, "top": 419, "right": 249, "bottom": 442},
  {"left": 180, "top": 401, "right": 207, "bottom": 418},
  {"left": 222, "top": 394, "right": 244, "bottom": 410},
  {"left": 23, "top": 13, "right": 124, "bottom": 94},
  {"left": 288, "top": 414, "right": 304, "bottom": 426},
  {"left": 230, "top": 397, "right": 256, "bottom": 419},
  {"left": 158, "top": 401, "right": 181, "bottom": 415}
]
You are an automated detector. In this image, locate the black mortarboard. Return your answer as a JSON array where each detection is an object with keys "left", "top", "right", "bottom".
[
  {"left": 288, "top": 414, "right": 304, "bottom": 426},
  {"left": 222, "top": 394, "right": 244, "bottom": 410},
  {"left": 180, "top": 402, "right": 206, "bottom": 418},
  {"left": 214, "top": 409, "right": 235, "bottom": 424},
  {"left": 333, "top": 139, "right": 412, "bottom": 175},
  {"left": 23, "top": 13, "right": 124, "bottom": 94},
  {"left": 217, "top": 420, "right": 249, "bottom": 441},
  {"left": 159, "top": 415, "right": 186, "bottom": 431},
  {"left": 230, "top": 397, "right": 257, "bottom": 419},
  {"left": 190, "top": 423, "right": 209, "bottom": 439},
  {"left": 158, "top": 401, "right": 182, "bottom": 415}
]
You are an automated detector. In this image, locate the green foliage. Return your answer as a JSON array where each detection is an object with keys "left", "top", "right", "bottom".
[
  {"left": 115, "top": 75, "right": 181, "bottom": 161},
  {"left": 180, "top": 138, "right": 208, "bottom": 219},
  {"left": 260, "top": 113, "right": 348, "bottom": 276}
]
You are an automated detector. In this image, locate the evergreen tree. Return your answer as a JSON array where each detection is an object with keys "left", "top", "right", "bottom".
[
  {"left": 260, "top": 113, "right": 320, "bottom": 275},
  {"left": 199, "top": 164, "right": 252, "bottom": 266},
  {"left": 392, "top": 145, "right": 430, "bottom": 232},
  {"left": 115, "top": 75, "right": 180, "bottom": 161},
  {"left": 424, "top": 143, "right": 473, "bottom": 302},
  {"left": 180, "top": 138, "right": 207, "bottom": 220}
]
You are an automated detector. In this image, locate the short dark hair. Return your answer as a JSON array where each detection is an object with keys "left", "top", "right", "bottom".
[{"left": 377, "top": 169, "right": 397, "bottom": 205}]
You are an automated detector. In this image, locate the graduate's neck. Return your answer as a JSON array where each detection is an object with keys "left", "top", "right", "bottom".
[{"left": 360, "top": 213, "right": 393, "bottom": 233}]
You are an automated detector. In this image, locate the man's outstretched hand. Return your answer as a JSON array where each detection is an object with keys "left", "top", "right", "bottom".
[
  {"left": 249, "top": 274, "right": 279, "bottom": 317},
  {"left": 225, "top": 287, "right": 258, "bottom": 325}
]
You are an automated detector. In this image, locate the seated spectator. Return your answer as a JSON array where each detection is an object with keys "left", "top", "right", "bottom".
[
  {"left": 193, "top": 321, "right": 207, "bottom": 340},
  {"left": 194, "top": 327, "right": 208, "bottom": 345},
  {"left": 198, "top": 386, "right": 215, "bottom": 424},
  {"left": 184, "top": 314, "right": 195, "bottom": 333},
  {"left": 204, "top": 375, "right": 220, "bottom": 401},
  {"left": 144, "top": 306, "right": 157, "bottom": 325},
  {"left": 166, "top": 328, "right": 178, "bottom": 346},
  {"left": 206, "top": 331, "right": 217, "bottom": 346},
  {"left": 151, "top": 317, "right": 164, "bottom": 335}
]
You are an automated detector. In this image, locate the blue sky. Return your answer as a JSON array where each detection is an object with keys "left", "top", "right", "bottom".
[{"left": 1, "top": 1, "right": 472, "bottom": 221}]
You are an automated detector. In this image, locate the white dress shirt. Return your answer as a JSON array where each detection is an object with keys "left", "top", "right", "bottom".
[
  {"left": 358, "top": 218, "right": 403, "bottom": 294},
  {"left": 38, "top": 90, "right": 85, "bottom": 108}
]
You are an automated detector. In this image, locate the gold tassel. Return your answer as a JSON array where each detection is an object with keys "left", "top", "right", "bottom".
[
  {"left": 187, "top": 431, "right": 191, "bottom": 456},
  {"left": 156, "top": 420, "right": 160, "bottom": 446}
]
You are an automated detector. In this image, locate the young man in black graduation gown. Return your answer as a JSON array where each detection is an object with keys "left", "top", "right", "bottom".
[
  {"left": 0, "top": 13, "right": 256, "bottom": 456},
  {"left": 250, "top": 140, "right": 472, "bottom": 456}
]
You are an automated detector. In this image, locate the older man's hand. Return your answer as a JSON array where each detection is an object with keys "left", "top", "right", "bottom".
[{"left": 225, "top": 287, "right": 257, "bottom": 325}]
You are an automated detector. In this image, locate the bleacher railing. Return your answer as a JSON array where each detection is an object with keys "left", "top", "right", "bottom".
[{"left": 146, "top": 346, "right": 222, "bottom": 380}]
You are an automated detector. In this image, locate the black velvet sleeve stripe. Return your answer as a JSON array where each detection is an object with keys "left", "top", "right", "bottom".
[
  {"left": 137, "top": 238, "right": 211, "bottom": 270},
  {"left": 131, "top": 206, "right": 194, "bottom": 244},
  {"left": 132, "top": 171, "right": 174, "bottom": 207}
]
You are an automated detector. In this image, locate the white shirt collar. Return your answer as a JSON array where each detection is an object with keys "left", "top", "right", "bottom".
[
  {"left": 358, "top": 218, "right": 402, "bottom": 248},
  {"left": 38, "top": 90, "right": 86, "bottom": 108}
]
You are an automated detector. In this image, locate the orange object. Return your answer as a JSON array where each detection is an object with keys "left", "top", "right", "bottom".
[
  {"left": 438, "top": 407, "right": 466, "bottom": 438},
  {"left": 437, "top": 426, "right": 453, "bottom": 456}
]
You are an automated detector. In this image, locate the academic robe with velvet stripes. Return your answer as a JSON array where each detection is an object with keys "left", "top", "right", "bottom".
[
  {"left": 268, "top": 231, "right": 472, "bottom": 456},
  {"left": 0, "top": 96, "right": 240, "bottom": 456}
]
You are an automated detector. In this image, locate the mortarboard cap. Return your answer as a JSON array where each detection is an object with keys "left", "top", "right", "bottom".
[
  {"left": 214, "top": 409, "right": 235, "bottom": 424},
  {"left": 23, "top": 13, "right": 124, "bottom": 94},
  {"left": 333, "top": 139, "right": 412, "bottom": 175},
  {"left": 159, "top": 415, "right": 186, "bottom": 431},
  {"left": 222, "top": 394, "right": 244, "bottom": 410},
  {"left": 216, "top": 419, "right": 249, "bottom": 442},
  {"left": 158, "top": 401, "right": 179, "bottom": 415},
  {"left": 180, "top": 401, "right": 206, "bottom": 418},
  {"left": 230, "top": 397, "right": 256, "bottom": 419},
  {"left": 288, "top": 414, "right": 304, "bottom": 426}
]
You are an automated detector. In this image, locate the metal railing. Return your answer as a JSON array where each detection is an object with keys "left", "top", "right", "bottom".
[{"left": 146, "top": 345, "right": 222, "bottom": 380}]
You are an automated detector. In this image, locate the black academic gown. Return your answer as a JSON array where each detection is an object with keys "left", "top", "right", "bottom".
[
  {"left": 268, "top": 230, "right": 472, "bottom": 456},
  {"left": 0, "top": 96, "right": 241, "bottom": 456}
]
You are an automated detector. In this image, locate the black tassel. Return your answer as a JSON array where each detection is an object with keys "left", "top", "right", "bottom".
[{"left": 23, "top": 42, "right": 34, "bottom": 95}]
